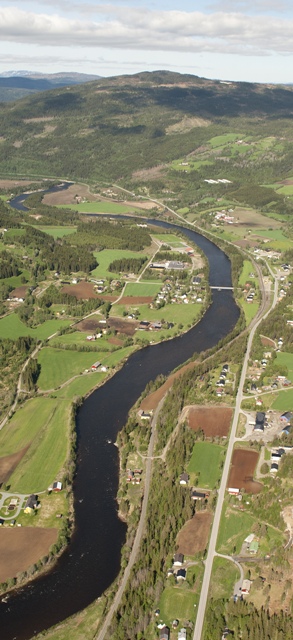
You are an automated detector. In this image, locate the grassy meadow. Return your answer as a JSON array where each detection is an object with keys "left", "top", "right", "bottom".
[
  {"left": 0, "top": 313, "right": 71, "bottom": 340},
  {"left": 187, "top": 442, "right": 226, "bottom": 489},
  {"left": 91, "top": 249, "right": 145, "bottom": 280}
]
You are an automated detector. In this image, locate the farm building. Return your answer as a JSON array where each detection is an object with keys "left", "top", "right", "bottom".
[
  {"left": 254, "top": 412, "right": 266, "bottom": 432},
  {"left": 241, "top": 579, "right": 252, "bottom": 594},
  {"left": 91, "top": 361, "right": 101, "bottom": 371},
  {"left": 178, "top": 630, "right": 187, "bottom": 640},
  {"left": 173, "top": 553, "right": 184, "bottom": 566},
  {"left": 191, "top": 490, "right": 208, "bottom": 501},
  {"left": 159, "top": 627, "right": 170, "bottom": 640},
  {"left": 52, "top": 481, "right": 62, "bottom": 491},
  {"left": 176, "top": 568, "right": 187, "bottom": 581}
]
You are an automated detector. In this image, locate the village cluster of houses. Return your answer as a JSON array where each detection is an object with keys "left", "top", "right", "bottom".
[
  {"left": 211, "top": 209, "right": 236, "bottom": 225},
  {"left": 126, "top": 468, "right": 142, "bottom": 484},
  {"left": 214, "top": 363, "right": 230, "bottom": 397}
]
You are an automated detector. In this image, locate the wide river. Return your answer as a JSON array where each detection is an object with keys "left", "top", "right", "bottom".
[{"left": 0, "top": 201, "right": 239, "bottom": 639}]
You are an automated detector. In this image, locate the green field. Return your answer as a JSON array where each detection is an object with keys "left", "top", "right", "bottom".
[
  {"left": 241, "top": 301, "right": 259, "bottom": 326},
  {"left": 159, "top": 584, "right": 198, "bottom": 625},
  {"left": 8, "top": 398, "right": 70, "bottom": 493},
  {"left": 209, "top": 556, "right": 239, "bottom": 600},
  {"left": 276, "top": 184, "right": 293, "bottom": 196},
  {"left": 37, "top": 226, "right": 77, "bottom": 239},
  {"left": 275, "top": 351, "right": 293, "bottom": 379},
  {"left": 54, "top": 372, "right": 107, "bottom": 399},
  {"left": 91, "top": 249, "right": 144, "bottom": 280},
  {"left": 123, "top": 282, "right": 162, "bottom": 297},
  {"left": 152, "top": 233, "right": 186, "bottom": 246},
  {"left": 58, "top": 201, "right": 140, "bottom": 214},
  {"left": 238, "top": 260, "right": 256, "bottom": 287},
  {"left": 187, "top": 442, "right": 226, "bottom": 489},
  {"left": 3, "top": 270, "right": 31, "bottom": 289},
  {"left": 272, "top": 388, "right": 293, "bottom": 411},
  {"left": 50, "top": 331, "right": 113, "bottom": 351},
  {"left": 209, "top": 133, "right": 239, "bottom": 148},
  {"left": 0, "top": 314, "right": 71, "bottom": 340},
  {"left": 216, "top": 506, "right": 255, "bottom": 554},
  {"left": 37, "top": 348, "right": 105, "bottom": 390}
]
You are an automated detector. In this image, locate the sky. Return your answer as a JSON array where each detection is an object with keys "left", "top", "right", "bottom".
[{"left": 0, "top": 0, "right": 293, "bottom": 83}]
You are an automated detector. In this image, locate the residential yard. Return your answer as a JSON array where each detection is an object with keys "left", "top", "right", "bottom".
[
  {"left": 209, "top": 556, "right": 239, "bottom": 600},
  {"left": 159, "top": 572, "right": 202, "bottom": 625},
  {"left": 216, "top": 505, "right": 256, "bottom": 555},
  {"left": 187, "top": 442, "right": 226, "bottom": 489},
  {"left": 238, "top": 260, "right": 256, "bottom": 287}
]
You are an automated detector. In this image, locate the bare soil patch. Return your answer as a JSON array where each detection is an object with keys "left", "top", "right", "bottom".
[
  {"left": 234, "top": 207, "right": 279, "bottom": 228},
  {"left": 117, "top": 296, "right": 153, "bottom": 305},
  {"left": 108, "top": 336, "right": 124, "bottom": 346},
  {"left": 185, "top": 405, "right": 232, "bottom": 437},
  {"left": 75, "top": 318, "right": 100, "bottom": 332},
  {"left": 132, "top": 165, "right": 167, "bottom": 182},
  {"left": 0, "top": 446, "right": 30, "bottom": 484},
  {"left": 261, "top": 335, "right": 275, "bottom": 347},
  {"left": 0, "top": 528, "right": 58, "bottom": 583},
  {"left": 43, "top": 183, "right": 100, "bottom": 206},
  {"left": 228, "top": 449, "right": 262, "bottom": 494},
  {"left": 108, "top": 317, "right": 138, "bottom": 336},
  {"left": 0, "top": 179, "right": 36, "bottom": 189},
  {"left": 61, "top": 281, "right": 98, "bottom": 300},
  {"left": 177, "top": 512, "right": 212, "bottom": 555},
  {"left": 123, "top": 200, "right": 156, "bottom": 210},
  {"left": 10, "top": 286, "right": 28, "bottom": 299}
]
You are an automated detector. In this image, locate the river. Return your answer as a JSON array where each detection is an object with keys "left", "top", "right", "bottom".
[{"left": 0, "top": 196, "right": 239, "bottom": 639}]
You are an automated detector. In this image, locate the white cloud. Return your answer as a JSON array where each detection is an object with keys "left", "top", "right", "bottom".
[{"left": 0, "top": 6, "right": 293, "bottom": 56}]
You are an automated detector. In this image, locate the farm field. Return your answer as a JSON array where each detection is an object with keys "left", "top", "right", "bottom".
[
  {"left": 7, "top": 398, "right": 70, "bottom": 493},
  {"left": 58, "top": 201, "right": 140, "bottom": 214},
  {"left": 228, "top": 448, "right": 262, "bottom": 494},
  {"left": 187, "top": 442, "right": 226, "bottom": 489},
  {"left": 177, "top": 512, "right": 212, "bottom": 555},
  {"left": 36, "top": 226, "right": 77, "bottom": 239},
  {"left": 122, "top": 282, "right": 162, "bottom": 297},
  {"left": 186, "top": 405, "right": 232, "bottom": 437},
  {"left": 0, "top": 397, "right": 58, "bottom": 456},
  {"left": 61, "top": 281, "right": 99, "bottom": 299},
  {"left": 0, "top": 528, "right": 58, "bottom": 584},
  {"left": 209, "top": 133, "right": 239, "bottom": 148},
  {"left": 91, "top": 249, "right": 144, "bottom": 280},
  {"left": 54, "top": 372, "right": 107, "bottom": 400},
  {"left": 0, "top": 314, "right": 71, "bottom": 340},
  {"left": 151, "top": 233, "right": 186, "bottom": 246},
  {"left": 37, "top": 348, "right": 106, "bottom": 390}
]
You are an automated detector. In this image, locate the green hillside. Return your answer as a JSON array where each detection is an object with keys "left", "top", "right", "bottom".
[{"left": 0, "top": 70, "right": 292, "bottom": 188}]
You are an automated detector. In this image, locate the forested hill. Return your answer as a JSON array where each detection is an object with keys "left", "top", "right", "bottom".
[{"left": 0, "top": 70, "right": 293, "bottom": 182}]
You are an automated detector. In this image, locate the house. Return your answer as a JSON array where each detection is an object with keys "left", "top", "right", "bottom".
[
  {"left": 138, "top": 410, "right": 152, "bottom": 420},
  {"left": 241, "top": 579, "right": 252, "bottom": 594},
  {"left": 249, "top": 540, "right": 259, "bottom": 554},
  {"left": 172, "top": 619, "right": 179, "bottom": 629},
  {"left": 191, "top": 490, "right": 208, "bottom": 501},
  {"left": 52, "top": 481, "right": 62, "bottom": 491},
  {"left": 280, "top": 411, "right": 293, "bottom": 423},
  {"left": 91, "top": 361, "right": 101, "bottom": 371},
  {"left": 160, "top": 627, "right": 170, "bottom": 640},
  {"left": 228, "top": 487, "right": 240, "bottom": 495},
  {"left": 282, "top": 424, "right": 292, "bottom": 435},
  {"left": 270, "top": 462, "right": 279, "bottom": 473},
  {"left": 173, "top": 553, "right": 184, "bottom": 566},
  {"left": 138, "top": 320, "right": 150, "bottom": 330},
  {"left": 179, "top": 473, "right": 189, "bottom": 485},
  {"left": 24, "top": 494, "right": 38, "bottom": 514},
  {"left": 176, "top": 568, "right": 186, "bottom": 581},
  {"left": 178, "top": 630, "right": 187, "bottom": 640}
]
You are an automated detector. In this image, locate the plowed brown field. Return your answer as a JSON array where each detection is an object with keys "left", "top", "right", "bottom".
[
  {"left": 0, "top": 446, "right": 30, "bottom": 484},
  {"left": 61, "top": 281, "right": 98, "bottom": 299},
  {"left": 177, "top": 512, "right": 212, "bottom": 555},
  {"left": 186, "top": 405, "right": 232, "bottom": 437},
  {"left": 0, "top": 528, "right": 58, "bottom": 583},
  {"left": 228, "top": 449, "right": 262, "bottom": 494}
]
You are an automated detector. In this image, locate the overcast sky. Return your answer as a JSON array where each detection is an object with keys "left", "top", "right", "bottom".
[{"left": 0, "top": 0, "right": 292, "bottom": 82}]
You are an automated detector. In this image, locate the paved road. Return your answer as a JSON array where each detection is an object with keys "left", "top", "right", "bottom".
[
  {"left": 192, "top": 266, "right": 278, "bottom": 640},
  {"left": 96, "top": 395, "right": 165, "bottom": 640}
]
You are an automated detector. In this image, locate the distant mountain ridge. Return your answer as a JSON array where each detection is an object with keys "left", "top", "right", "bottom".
[{"left": 0, "top": 71, "right": 101, "bottom": 102}]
